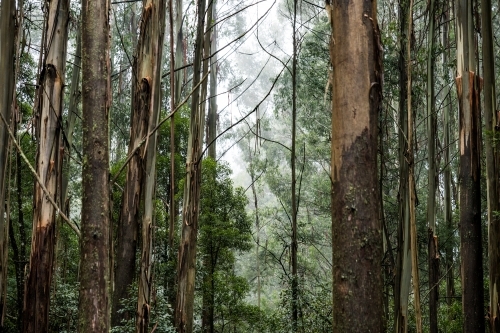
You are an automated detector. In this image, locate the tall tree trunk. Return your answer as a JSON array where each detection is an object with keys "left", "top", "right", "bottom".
[
  {"left": 482, "top": 0, "right": 500, "bottom": 330},
  {"left": 22, "top": 0, "right": 69, "bottom": 329},
  {"left": 0, "top": 0, "right": 16, "bottom": 325},
  {"left": 442, "top": 0, "right": 456, "bottom": 306},
  {"left": 394, "top": 1, "right": 412, "bottom": 331},
  {"left": 407, "top": 2, "right": 422, "bottom": 331},
  {"left": 78, "top": 0, "right": 112, "bottom": 328},
  {"left": 61, "top": 27, "right": 81, "bottom": 213},
  {"left": 135, "top": 0, "right": 166, "bottom": 329},
  {"left": 456, "top": 0, "right": 484, "bottom": 331},
  {"left": 426, "top": 1, "right": 439, "bottom": 332},
  {"left": 111, "top": 8, "right": 148, "bottom": 328},
  {"left": 329, "top": 1, "right": 383, "bottom": 332},
  {"left": 207, "top": 5, "right": 218, "bottom": 159},
  {"left": 291, "top": 0, "right": 299, "bottom": 330},
  {"left": 202, "top": 4, "right": 217, "bottom": 332},
  {"left": 175, "top": 0, "right": 207, "bottom": 329}
]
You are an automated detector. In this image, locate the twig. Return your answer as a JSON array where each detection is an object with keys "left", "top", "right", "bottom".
[{"left": 0, "top": 108, "right": 80, "bottom": 237}]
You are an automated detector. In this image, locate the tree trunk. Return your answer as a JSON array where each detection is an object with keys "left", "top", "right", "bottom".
[
  {"left": 22, "top": 0, "right": 69, "bottom": 329},
  {"left": 407, "top": 2, "right": 422, "bottom": 331},
  {"left": 329, "top": 1, "right": 383, "bottom": 332},
  {"left": 0, "top": 0, "right": 16, "bottom": 325},
  {"left": 456, "top": 0, "right": 485, "bottom": 331},
  {"left": 394, "top": 1, "right": 412, "bottom": 332},
  {"left": 135, "top": 0, "right": 166, "bottom": 329},
  {"left": 291, "top": 0, "right": 299, "bottom": 330},
  {"left": 78, "top": 0, "right": 112, "bottom": 328},
  {"left": 482, "top": 0, "right": 500, "bottom": 330},
  {"left": 175, "top": 0, "right": 207, "bottom": 329},
  {"left": 206, "top": 4, "right": 218, "bottom": 159},
  {"left": 61, "top": 27, "right": 81, "bottom": 213},
  {"left": 442, "top": 0, "right": 456, "bottom": 307},
  {"left": 426, "top": 1, "right": 439, "bottom": 331}
]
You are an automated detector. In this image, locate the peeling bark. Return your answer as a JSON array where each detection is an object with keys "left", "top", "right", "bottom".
[{"left": 22, "top": 0, "right": 69, "bottom": 329}]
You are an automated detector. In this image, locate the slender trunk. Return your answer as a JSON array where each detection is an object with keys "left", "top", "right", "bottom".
[
  {"left": 250, "top": 164, "right": 261, "bottom": 311},
  {"left": 61, "top": 27, "right": 81, "bottom": 213},
  {"left": 22, "top": 0, "right": 69, "bottom": 329},
  {"left": 394, "top": 1, "right": 412, "bottom": 332},
  {"left": 291, "top": 0, "right": 298, "bottom": 330},
  {"left": 456, "top": 0, "right": 484, "bottom": 330},
  {"left": 426, "top": 1, "right": 439, "bottom": 332},
  {"left": 442, "top": 0, "right": 456, "bottom": 306},
  {"left": 112, "top": 16, "right": 147, "bottom": 331},
  {"left": 175, "top": 0, "right": 207, "bottom": 329},
  {"left": 329, "top": 1, "right": 383, "bottom": 331},
  {"left": 0, "top": 0, "right": 16, "bottom": 325},
  {"left": 482, "top": 0, "right": 500, "bottom": 330},
  {"left": 135, "top": 0, "right": 166, "bottom": 328},
  {"left": 207, "top": 4, "right": 217, "bottom": 159},
  {"left": 407, "top": 1, "right": 422, "bottom": 331},
  {"left": 78, "top": 0, "right": 112, "bottom": 328}
]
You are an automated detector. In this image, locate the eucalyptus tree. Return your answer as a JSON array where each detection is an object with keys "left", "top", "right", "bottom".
[
  {"left": 175, "top": 0, "right": 208, "bottom": 329},
  {"left": 329, "top": 1, "right": 383, "bottom": 331},
  {"left": 0, "top": 0, "right": 16, "bottom": 324},
  {"left": 442, "top": 0, "right": 456, "bottom": 306},
  {"left": 134, "top": 0, "right": 167, "bottom": 328},
  {"left": 78, "top": 0, "right": 112, "bottom": 329},
  {"left": 482, "top": 0, "right": 500, "bottom": 330},
  {"left": 426, "top": 0, "right": 439, "bottom": 331},
  {"left": 393, "top": 2, "right": 412, "bottom": 332},
  {"left": 111, "top": 0, "right": 167, "bottom": 325},
  {"left": 456, "top": 0, "right": 484, "bottom": 330},
  {"left": 22, "top": 0, "right": 69, "bottom": 329}
]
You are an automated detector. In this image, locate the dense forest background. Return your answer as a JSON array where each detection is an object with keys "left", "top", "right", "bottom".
[{"left": 1, "top": 0, "right": 500, "bottom": 332}]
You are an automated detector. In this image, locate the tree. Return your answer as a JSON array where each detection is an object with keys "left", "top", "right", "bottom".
[
  {"left": 174, "top": 0, "right": 208, "bottom": 329},
  {"left": 426, "top": 0, "right": 439, "bottom": 331},
  {"left": 134, "top": 0, "right": 167, "bottom": 328},
  {"left": 329, "top": 1, "right": 383, "bottom": 331},
  {"left": 456, "top": 0, "right": 484, "bottom": 331},
  {"left": 22, "top": 0, "right": 69, "bottom": 329},
  {"left": 199, "top": 158, "right": 252, "bottom": 333},
  {"left": 482, "top": 0, "right": 500, "bottom": 330},
  {"left": 78, "top": 0, "right": 112, "bottom": 329},
  {"left": 0, "top": 0, "right": 16, "bottom": 325}
]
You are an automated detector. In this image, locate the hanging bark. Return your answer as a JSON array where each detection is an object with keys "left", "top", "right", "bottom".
[
  {"left": 22, "top": 0, "right": 69, "bottom": 329},
  {"left": 175, "top": 0, "right": 207, "bottom": 329},
  {"left": 135, "top": 0, "right": 166, "bottom": 330},
  {"left": 456, "top": 0, "right": 485, "bottom": 330},
  {"left": 329, "top": 1, "right": 383, "bottom": 332},
  {"left": 394, "top": 1, "right": 412, "bottom": 331},
  {"left": 112, "top": 13, "right": 146, "bottom": 327},
  {"left": 0, "top": 0, "right": 16, "bottom": 325},
  {"left": 482, "top": 0, "right": 500, "bottom": 330},
  {"left": 78, "top": 0, "right": 112, "bottom": 328}
]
